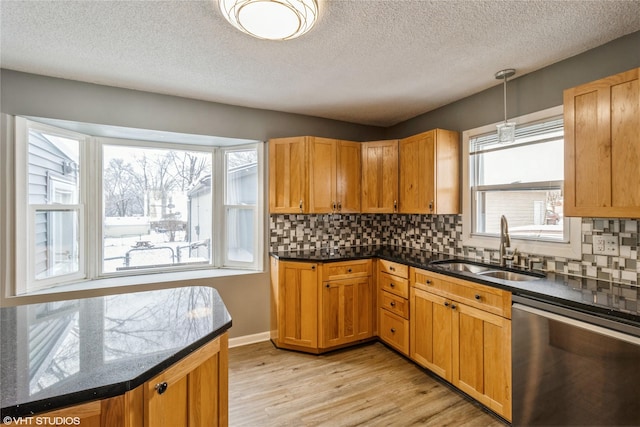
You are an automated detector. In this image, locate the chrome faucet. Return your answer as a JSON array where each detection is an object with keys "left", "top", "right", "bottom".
[{"left": 499, "top": 215, "right": 511, "bottom": 267}]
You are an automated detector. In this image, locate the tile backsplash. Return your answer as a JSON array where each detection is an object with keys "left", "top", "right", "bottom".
[{"left": 269, "top": 214, "right": 639, "bottom": 290}]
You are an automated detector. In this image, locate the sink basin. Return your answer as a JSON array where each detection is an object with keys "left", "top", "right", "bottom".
[
  {"left": 432, "top": 261, "right": 492, "bottom": 274},
  {"left": 477, "top": 270, "right": 543, "bottom": 282},
  {"left": 431, "top": 260, "right": 544, "bottom": 282}
]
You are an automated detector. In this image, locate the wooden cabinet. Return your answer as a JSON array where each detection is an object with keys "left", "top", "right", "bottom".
[
  {"left": 564, "top": 67, "right": 640, "bottom": 218},
  {"left": 361, "top": 140, "right": 399, "bottom": 213},
  {"left": 319, "top": 260, "right": 374, "bottom": 348},
  {"left": 269, "top": 137, "right": 308, "bottom": 213},
  {"left": 269, "top": 136, "right": 361, "bottom": 214},
  {"left": 37, "top": 334, "right": 229, "bottom": 427},
  {"left": 410, "top": 268, "right": 512, "bottom": 421},
  {"left": 398, "top": 129, "right": 460, "bottom": 214},
  {"left": 270, "top": 259, "right": 319, "bottom": 350},
  {"left": 377, "top": 259, "right": 409, "bottom": 355},
  {"left": 271, "top": 258, "right": 374, "bottom": 353}
]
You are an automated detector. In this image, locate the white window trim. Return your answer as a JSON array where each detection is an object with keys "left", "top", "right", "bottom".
[
  {"left": 462, "top": 105, "right": 582, "bottom": 259},
  {"left": 10, "top": 117, "right": 264, "bottom": 297}
]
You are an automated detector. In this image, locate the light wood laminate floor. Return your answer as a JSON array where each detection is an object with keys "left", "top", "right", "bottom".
[{"left": 229, "top": 341, "right": 506, "bottom": 427}]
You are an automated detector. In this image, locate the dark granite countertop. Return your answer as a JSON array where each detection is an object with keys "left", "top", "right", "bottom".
[
  {"left": 272, "top": 245, "right": 640, "bottom": 329},
  {"left": 1, "top": 286, "right": 232, "bottom": 418}
]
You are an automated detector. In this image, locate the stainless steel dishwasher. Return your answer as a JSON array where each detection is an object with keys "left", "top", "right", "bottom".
[{"left": 512, "top": 295, "right": 640, "bottom": 426}]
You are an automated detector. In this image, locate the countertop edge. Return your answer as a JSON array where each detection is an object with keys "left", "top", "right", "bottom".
[{"left": 1, "top": 321, "right": 232, "bottom": 419}]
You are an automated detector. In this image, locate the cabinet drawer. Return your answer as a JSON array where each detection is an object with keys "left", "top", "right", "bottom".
[
  {"left": 412, "top": 268, "right": 511, "bottom": 318},
  {"left": 379, "top": 309, "right": 409, "bottom": 355},
  {"left": 380, "top": 290, "right": 409, "bottom": 319},
  {"left": 379, "top": 271, "right": 409, "bottom": 298},
  {"left": 378, "top": 259, "right": 409, "bottom": 279},
  {"left": 322, "top": 259, "right": 372, "bottom": 281}
]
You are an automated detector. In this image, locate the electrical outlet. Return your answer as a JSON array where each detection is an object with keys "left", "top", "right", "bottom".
[{"left": 592, "top": 235, "right": 619, "bottom": 256}]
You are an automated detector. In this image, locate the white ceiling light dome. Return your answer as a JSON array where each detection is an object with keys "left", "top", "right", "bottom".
[{"left": 219, "top": 0, "right": 318, "bottom": 40}]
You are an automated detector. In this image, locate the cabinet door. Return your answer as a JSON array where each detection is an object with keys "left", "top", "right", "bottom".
[
  {"left": 145, "top": 335, "right": 226, "bottom": 427},
  {"left": 36, "top": 398, "right": 122, "bottom": 427},
  {"left": 336, "top": 140, "right": 361, "bottom": 213},
  {"left": 320, "top": 276, "right": 373, "bottom": 348},
  {"left": 308, "top": 137, "right": 337, "bottom": 213},
  {"left": 269, "top": 137, "right": 308, "bottom": 213},
  {"left": 361, "top": 140, "right": 398, "bottom": 213},
  {"left": 279, "top": 261, "right": 318, "bottom": 348},
  {"left": 399, "top": 131, "right": 435, "bottom": 214},
  {"left": 410, "top": 287, "right": 452, "bottom": 381},
  {"left": 564, "top": 67, "right": 640, "bottom": 218},
  {"left": 453, "top": 303, "right": 512, "bottom": 421}
]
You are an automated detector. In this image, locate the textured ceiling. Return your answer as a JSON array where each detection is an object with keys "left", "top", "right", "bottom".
[{"left": 1, "top": 0, "right": 639, "bottom": 127}]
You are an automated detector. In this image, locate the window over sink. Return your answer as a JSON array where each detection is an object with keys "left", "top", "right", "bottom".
[{"left": 462, "top": 106, "right": 581, "bottom": 259}]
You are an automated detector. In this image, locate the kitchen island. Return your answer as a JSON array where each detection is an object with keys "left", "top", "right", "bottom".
[{"left": 1, "top": 286, "right": 232, "bottom": 426}]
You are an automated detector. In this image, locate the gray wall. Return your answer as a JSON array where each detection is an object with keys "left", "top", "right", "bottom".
[{"left": 386, "top": 31, "right": 640, "bottom": 138}]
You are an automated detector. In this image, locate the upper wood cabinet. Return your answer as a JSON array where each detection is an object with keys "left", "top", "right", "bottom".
[
  {"left": 361, "top": 140, "right": 399, "bottom": 213},
  {"left": 564, "top": 67, "right": 640, "bottom": 218},
  {"left": 269, "top": 137, "right": 308, "bottom": 213},
  {"left": 269, "top": 137, "right": 361, "bottom": 214},
  {"left": 398, "top": 129, "right": 460, "bottom": 214}
]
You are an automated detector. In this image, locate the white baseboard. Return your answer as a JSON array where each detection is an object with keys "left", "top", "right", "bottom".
[{"left": 229, "top": 331, "right": 271, "bottom": 348}]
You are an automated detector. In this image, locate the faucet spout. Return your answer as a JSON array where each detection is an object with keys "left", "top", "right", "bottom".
[{"left": 499, "top": 215, "right": 511, "bottom": 267}]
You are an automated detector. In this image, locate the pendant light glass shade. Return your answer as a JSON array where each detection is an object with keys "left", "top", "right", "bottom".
[
  {"left": 495, "top": 69, "right": 516, "bottom": 144},
  {"left": 219, "top": 0, "right": 318, "bottom": 40}
]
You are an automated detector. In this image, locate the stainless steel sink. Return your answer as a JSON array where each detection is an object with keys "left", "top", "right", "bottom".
[
  {"left": 432, "top": 261, "right": 492, "bottom": 274},
  {"left": 477, "top": 270, "right": 542, "bottom": 282},
  {"left": 431, "top": 260, "right": 544, "bottom": 282}
]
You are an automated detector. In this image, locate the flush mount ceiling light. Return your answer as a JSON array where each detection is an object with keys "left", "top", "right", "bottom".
[
  {"left": 495, "top": 68, "right": 516, "bottom": 144},
  {"left": 219, "top": 0, "right": 318, "bottom": 40}
]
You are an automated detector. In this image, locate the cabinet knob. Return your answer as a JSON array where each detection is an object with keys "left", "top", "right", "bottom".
[
  {"left": 394, "top": 200, "right": 397, "bottom": 212},
  {"left": 389, "top": 283, "right": 395, "bottom": 288},
  {"left": 155, "top": 382, "right": 168, "bottom": 395},
  {"left": 389, "top": 266, "right": 395, "bottom": 271},
  {"left": 332, "top": 202, "right": 337, "bottom": 212},
  {"left": 451, "top": 304, "right": 456, "bottom": 310},
  {"left": 444, "top": 302, "right": 450, "bottom": 307},
  {"left": 475, "top": 294, "right": 481, "bottom": 300},
  {"left": 347, "top": 268, "right": 352, "bottom": 273},
  {"left": 326, "top": 283, "right": 330, "bottom": 288},
  {"left": 426, "top": 280, "right": 432, "bottom": 285},
  {"left": 390, "top": 301, "right": 396, "bottom": 307},
  {"left": 311, "top": 265, "right": 316, "bottom": 270},
  {"left": 390, "top": 328, "right": 396, "bottom": 333},
  {"left": 299, "top": 200, "right": 303, "bottom": 212},
  {"left": 338, "top": 202, "right": 342, "bottom": 211},
  {"left": 429, "top": 200, "right": 434, "bottom": 212}
]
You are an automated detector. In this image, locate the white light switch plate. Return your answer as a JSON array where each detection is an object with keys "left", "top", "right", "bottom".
[{"left": 592, "top": 235, "right": 619, "bottom": 256}]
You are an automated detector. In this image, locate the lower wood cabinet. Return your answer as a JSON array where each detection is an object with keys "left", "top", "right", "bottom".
[
  {"left": 36, "top": 334, "right": 229, "bottom": 427},
  {"left": 271, "top": 258, "right": 374, "bottom": 353},
  {"left": 410, "top": 268, "right": 512, "bottom": 421}
]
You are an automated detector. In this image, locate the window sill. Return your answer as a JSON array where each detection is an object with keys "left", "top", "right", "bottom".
[{"left": 7, "top": 268, "right": 263, "bottom": 303}]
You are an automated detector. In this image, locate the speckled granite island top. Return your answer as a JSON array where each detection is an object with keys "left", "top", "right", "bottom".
[
  {"left": 271, "top": 245, "right": 640, "bottom": 328},
  {"left": 0, "top": 286, "right": 232, "bottom": 418}
]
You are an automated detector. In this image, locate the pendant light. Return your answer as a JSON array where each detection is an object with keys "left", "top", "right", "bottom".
[
  {"left": 219, "top": 0, "right": 318, "bottom": 40},
  {"left": 495, "top": 68, "right": 516, "bottom": 144}
]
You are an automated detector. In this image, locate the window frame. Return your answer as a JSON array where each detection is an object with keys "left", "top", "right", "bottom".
[
  {"left": 462, "top": 105, "right": 582, "bottom": 259},
  {"left": 14, "top": 117, "right": 264, "bottom": 295}
]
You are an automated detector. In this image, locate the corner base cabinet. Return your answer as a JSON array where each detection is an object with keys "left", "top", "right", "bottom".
[{"left": 271, "top": 257, "right": 375, "bottom": 353}]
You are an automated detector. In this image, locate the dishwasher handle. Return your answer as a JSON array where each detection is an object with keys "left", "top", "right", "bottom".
[{"left": 513, "top": 302, "right": 640, "bottom": 347}]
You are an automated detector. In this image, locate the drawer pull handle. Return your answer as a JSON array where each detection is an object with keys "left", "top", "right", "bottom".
[
  {"left": 390, "top": 301, "right": 396, "bottom": 307},
  {"left": 390, "top": 328, "right": 396, "bottom": 333},
  {"left": 389, "top": 283, "right": 395, "bottom": 288},
  {"left": 155, "top": 382, "right": 168, "bottom": 395},
  {"left": 475, "top": 294, "right": 481, "bottom": 300}
]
